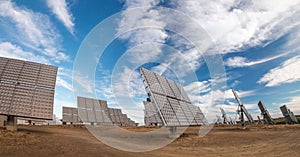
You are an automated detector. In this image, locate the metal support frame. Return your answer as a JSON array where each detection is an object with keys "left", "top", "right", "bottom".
[
  {"left": 232, "top": 89, "right": 253, "bottom": 129},
  {"left": 257, "top": 115, "right": 263, "bottom": 124}
]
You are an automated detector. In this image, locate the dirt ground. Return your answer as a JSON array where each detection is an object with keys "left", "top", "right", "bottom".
[{"left": 0, "top": 124, "right": 299, "bottom": 157}]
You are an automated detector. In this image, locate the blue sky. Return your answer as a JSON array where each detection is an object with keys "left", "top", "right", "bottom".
[{"left": 0, "top": 0, "right": 300, "bottom": 125}]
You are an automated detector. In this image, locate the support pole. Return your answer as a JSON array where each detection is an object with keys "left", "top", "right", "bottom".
[
  {"left": 6, "top": 115, "right": 17, "bottom": 131},
  {"left": 240, "top": 107, "right": 245, "bottom": 129},
  {"left": 168, "top": 126, "right": 179, "bottom": 139}
]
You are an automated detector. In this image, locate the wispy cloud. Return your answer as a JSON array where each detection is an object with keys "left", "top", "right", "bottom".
[
  {"left": 0, "top": 42, "right": 49, "bottom": 64},
  {"left": 174, "top": 0, "right": 300, "bottom": 53},
  {"left": 184, "top": 79, "right": 255, "bottom": 108},
  {"left": 73, "top": 71, "right": 94, "bottom": 95},
  {"left": 117, "top": 0, "right": 300, "bottom": 80},
  {"left": 258, "top": 56, "right": 300, "bottom": 87},
  {"left": 225, "top": 53, "right": 285, "bottom": 68},
  {"left": 46, "top": 0, "right": 75, "bottom": 34},
  {"left": 0, "top": 0, "right": 69, "bottom": 63},
  {"left": 56, "top": 76, "right": 73, "bottom": 91}
]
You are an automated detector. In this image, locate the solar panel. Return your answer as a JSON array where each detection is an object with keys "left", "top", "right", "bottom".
[
  {"left": 140, "top": 68, "right": 207, "bottom": 127},
  {"left": 194, "top": 106, "right": 208, "bottom": 125},
  {"left": 62, "top": 107, "right": 80, "bottom": 123},
  {"left": 220, "top": 108, "right": 230, "bottom": 124},
  {"left": 143, "top": 100, "right": 163, "bottom": 126},
  {"left": 0, "top": 57, "right": 57, "bottom": 120},
  {"left": 77, "top": 96, "right": 136, "bottom": 126},
  {"left": 257, "top": 101, "right": 275, "bottom": 125},
  {"left": 280, "top": 105, "right": 298, "bottom": 124}
]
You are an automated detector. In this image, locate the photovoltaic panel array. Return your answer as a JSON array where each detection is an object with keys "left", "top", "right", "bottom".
[
  {"left": 257, "top": 101, "right": 275, "bottom": 125},
  {"left": 77, "top": 96, "right": 111, "bottom": 124},
  {"left": 0, "top": 57, "right": 57, "bottom": 120},
  {"left": 143, "top": 100, "right": 163, "bottom": 126},
  {"left": 62, "top": 107, "right": 81, "bottom": 123},
  {"left": 280, "top": 105, "right": 298, "bottom": 124},
  {"left": 140, "top": 68, "right": 208, "bottom": 127},
  {"left": 77, "top": 96, "right": 137, "bottom": 126}
]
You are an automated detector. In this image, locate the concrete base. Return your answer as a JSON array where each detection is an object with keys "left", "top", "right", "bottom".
[{"left": 6, "top": 116, "right": 17, "bottom": 131}]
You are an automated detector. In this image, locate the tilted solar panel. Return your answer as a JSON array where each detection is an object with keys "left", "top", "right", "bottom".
[
  {"left": 77, "top": 96, "right": 136, "bottom": 126},
  {"left": 141, "top": 68, "right": 207, "bottom": 127},
  {"left": 0, "top": 57, "right": 57, "bottom": 120}
]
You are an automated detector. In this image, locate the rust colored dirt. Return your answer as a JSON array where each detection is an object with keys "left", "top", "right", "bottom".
[{"left": 0, "top": 124, "right": 299, "bottom": 157}]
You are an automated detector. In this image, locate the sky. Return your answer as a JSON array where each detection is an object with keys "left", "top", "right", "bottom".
[{"left": 0, "top": 0, "right": 300, "bottom": 125}]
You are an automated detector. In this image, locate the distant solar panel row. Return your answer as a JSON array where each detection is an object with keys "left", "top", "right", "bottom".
[
  {"left": 62, "top": 107, "right": 80, "bottom": 123},
  {"left": 73, "top": 96, "right": 136, "bottom": 126},
  {"left": 141, "top": 68, "right": 208, "bottom": 127},
  {"left": 280, "top": 105, "right": 298, "bottom": 124},
  {"left": 0, "top": 57, "right": 57, "bottom": 120},
  {"left": 258, "top": 101, "right": 275, "bottom": 125}
]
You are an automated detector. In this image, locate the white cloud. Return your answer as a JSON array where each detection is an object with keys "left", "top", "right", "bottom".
[
  {"left": 56, "top": 76, "right": 73, "bottom": 91},
  {"left": 184, "top": 79, "right": 255, "bottom": 112},
  {"left": 46, "top": 0, "right": 75, "bottom": 34},
  {"left": 0, "top": 1, "right": 69, "bottom": 63},
  {"left": 0, "top": 42, "right": 49, "bottom": 64},
  {"left": 258, "top": 56, "right": 300, "bottom": 87},
  {"left": 174, "top": 0, "right": 300, "bottom": 53},
  {"left": 225, "top": 53, "right": 285, "bottom": 68},
  {"left": 117, "top": 0, "right": 300, "bottom": 80},
  {"left": 121, "top": 0, "right": 300, "bottom": 56},
  {"left": 285, "top": 96, "right": 300, "bottom": 114},
  {"left": 73, "top": 72, "right": 94, "bottom": 95},
  {"left": 123, "top": 0, "right": 161, "bottom": 8}
]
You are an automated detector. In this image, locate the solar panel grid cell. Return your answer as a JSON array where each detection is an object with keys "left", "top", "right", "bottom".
[
  {"left": 142, "top": 69, "right": 164, "bottom": 95},
  {"left": 156, "top": 74, "right": 174, "bottom": 97},
  {"left": 167, "top": 98, "right": 189, "bottom": 126}
]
